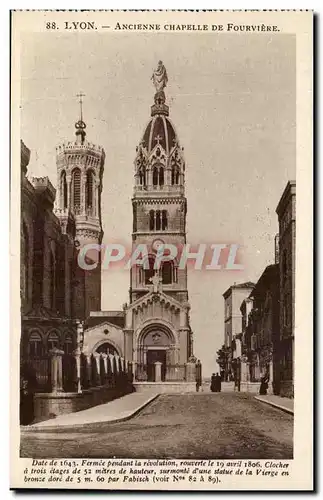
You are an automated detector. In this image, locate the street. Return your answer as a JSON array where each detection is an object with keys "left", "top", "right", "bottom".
[{"left": 21, "top": 393, "right": 293, "bottom": 459}]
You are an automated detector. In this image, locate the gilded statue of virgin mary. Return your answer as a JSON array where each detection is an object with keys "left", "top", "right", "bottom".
[{"left": 151, "top": 61, "right": 168, "bottom": 92}]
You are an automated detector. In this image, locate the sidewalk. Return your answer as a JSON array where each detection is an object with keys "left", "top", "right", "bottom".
[
  {"left": 255, "top": 394, "right": 294, "bottom": 415},
  {"left": 23, "top": 391, "right": 159, "bottom": 431}
]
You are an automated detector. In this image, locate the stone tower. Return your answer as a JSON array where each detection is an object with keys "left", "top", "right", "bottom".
[
  {"left": 130, "top": 63, "right": 188, "bottom": 307},
  {"left": 123, "top": 63, "right": 193, "bottom": 373},
  {"left": 56, "top": 94, "right": 105, "bottom": 319}
]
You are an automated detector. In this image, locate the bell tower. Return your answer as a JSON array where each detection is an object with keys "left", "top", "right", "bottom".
[
  {"left": 130, "top": 62, "right": 188, "bottom": 306},
  {"left": 56, "top": 93, "right": 105, "bottom": 319}
]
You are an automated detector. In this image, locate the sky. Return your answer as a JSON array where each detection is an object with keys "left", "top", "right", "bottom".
[{"left": 20, "top": 32, "right": 296, "bottom": 375}]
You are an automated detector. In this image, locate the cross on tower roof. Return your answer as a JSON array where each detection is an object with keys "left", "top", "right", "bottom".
[
  {"left": 76, "top": 92, "right": 86, "bottom": 121},
  {"left": 75, "top": 92, "right": 86, "bottom": 142},
  {"left": 155, "top": 134, "right": 162, "bottom": 145}
]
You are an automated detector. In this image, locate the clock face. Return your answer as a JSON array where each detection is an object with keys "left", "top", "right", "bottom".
[{"left": 152, "top": 239, "right": 164, "bottom": 252}]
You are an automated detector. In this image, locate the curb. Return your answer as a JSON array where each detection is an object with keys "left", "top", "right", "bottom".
[
  {"left": 254, "top": 396, "right": 294, "bottom": 415},
  {"left": 21, "top": 393, "right": 160, "bottom": 432}
]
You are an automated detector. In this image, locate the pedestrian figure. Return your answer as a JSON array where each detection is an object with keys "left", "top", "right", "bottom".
[
  {"left": 210, "top": 372, "right": 221, "bottom": 392},
  {"left": 196, "top": 359, "right": 202, "bottom": 392},
  {"left": 215, "top": 372, "right": 222, "bottom": 392},
  {"left": 210, "top": 373, "right": 216, "bottom": 392},
  {"left": 259, "top": 373, "right": 269, "bottom": 395}
]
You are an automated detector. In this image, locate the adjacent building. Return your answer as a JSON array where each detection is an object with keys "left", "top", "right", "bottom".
[
  {"left": 241, "top": 264, "right": 280, "bottom": 392},
  {"left": 20, "top": 140, "right": 79, "bottom": 391},
  {"left": 223, "top": 282, "right": 255, "bottom": 380},
  {"left": 276, "top": 180, "right": 296, "bottom": 397},
  {"left": 223, "top": 181, "right": 296, "bottom": 398}
]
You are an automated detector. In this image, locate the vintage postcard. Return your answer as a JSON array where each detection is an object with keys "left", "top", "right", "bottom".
[{"left": 10, "top": 10, "right": 313, "bottom": 490}]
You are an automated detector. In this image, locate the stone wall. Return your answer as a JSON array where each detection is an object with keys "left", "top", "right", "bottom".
[{"left": 34, "top": 384, "right": 132, "bottom": 419}]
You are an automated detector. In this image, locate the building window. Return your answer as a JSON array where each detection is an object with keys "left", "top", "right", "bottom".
[
  {"left": 162, "top": 261, "right": 173, "bottom": 284},
  {"left": 96, "top": 342, "right": 118, "bottom": 355},
  {"left": 159, "top": 167, "right": 164, "bottom": 186},
  {"left": 28, "top": 331, "right": 43, "bottom": 357},
  {"left": 156, "top": 210, "right": 161, "bottom": 231},
  {"left": 153, "top": 167, "right": 159, "bottom": 186},
  {"left": 72, "top": 168, "right": 81, "bottom": 212},
  {"left": 148, "top": 210, "right": 168, "bottom": 231},
  {"left": 61, "top": 171, "right": 68, "bottom": 209},
  {"left": 144, "top": 256, "right": 156, "bottom": 284},
  {"left": 86, "top": 170, "right": 95, "bottom": 211},
  {"left": 152, "top": 165, "right": 164, "bottom": 187},
  {"left": 171, "top": 167, "right": 180, "bottom": 185},
  {"left": 64, "top": 334, "right": 73, "bottom": 354},
  {"left": 162, "top": 210, "right": 168, "bottom": 230},
  {"left": 48, "top": 331, "right": 59, "bottom": 350},
  {"left": 139, "top": 167, "right": 146, "bottom": 186},
  {"left": 149, "top": 210, "right": 155, "bottom": 231}
]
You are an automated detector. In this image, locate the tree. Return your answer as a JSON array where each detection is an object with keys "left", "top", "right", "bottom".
[{"left": 216, "top": 344, "right": 231, "bottom": 380}]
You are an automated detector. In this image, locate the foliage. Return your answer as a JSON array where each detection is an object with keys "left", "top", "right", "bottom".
[{"left": 216, "top": 344, "right": 231, "bottom": 370}]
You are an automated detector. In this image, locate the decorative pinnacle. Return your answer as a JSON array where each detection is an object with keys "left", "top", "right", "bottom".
[{"left": 75, "top": 92, "right": 86, "bottom": 143}]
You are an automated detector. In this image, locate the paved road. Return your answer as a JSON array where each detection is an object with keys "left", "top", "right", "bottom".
[{"left": 21, "top": 393, "right": 293, "bottom": 459}]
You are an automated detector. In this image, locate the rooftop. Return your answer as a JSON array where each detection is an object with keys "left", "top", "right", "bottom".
[{"left": 223, "top": 281, "right": 255, "bottom": 299}]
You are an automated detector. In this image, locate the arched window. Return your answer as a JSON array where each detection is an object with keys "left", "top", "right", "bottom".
[
  {"left": 86, "top": 170, "right": 94, "bottom": 211},
  {"left": 61, "top": 171, "right": 67, "bottom": 209},
  {"left": 162, "top": 261, "right": 173, "bottom": 285},
  {"left": 48, "top": 331, "right": 59, "bottom": 350},
  {"left": 96, "top": 342, "right": 118, "bottom": 355},
  {"left": 171, "top": 166, "right": 175, "bottom": 185},
  {"left": 28, "top": 331, "right": 43, "bottom": 357},
  {"left": 162, "top": 210, "right": 168, "bottom": 230},
  {"left": 144, "top": 255, "right": 156, "bottom": 284},
  {"left": 139, "top": 168, "right": 143, "bottom": 185},
  {"left": 172, "top": 167, "right": 180, "bottom": 185},
  {"left": 72, "top": 168, "right": 81, "bottom": 212},
  {"left": 149, "top": 210, "right": 155, "bottom": 231},
  {"left": 153, "top": 167, "right": 158, "bottom": 186},
  {"left": 159, "top": 167, "right": 164, "bottom": 186},
  {"left": 156, "top": 210, "right": 161, "bottom": 231},
  {"left": 139, "top": 167, "right": 146, "bottom": 186}
]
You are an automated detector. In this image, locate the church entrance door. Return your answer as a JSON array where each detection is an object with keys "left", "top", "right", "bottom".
[{"left": 147, "top": 349, "right": 166, "bottom": 382}]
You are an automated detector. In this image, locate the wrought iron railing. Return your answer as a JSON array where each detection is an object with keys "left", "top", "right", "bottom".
[{"left": 27, "top": 356, "right": 51, "bottom": 392}]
